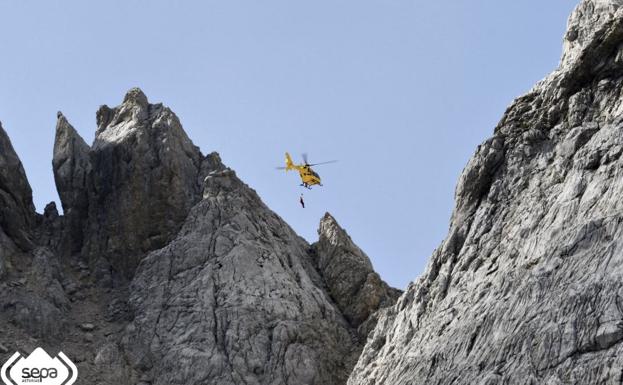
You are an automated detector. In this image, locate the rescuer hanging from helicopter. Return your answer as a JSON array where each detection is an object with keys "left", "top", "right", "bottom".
[{"left": 300, "top": 194, "right": 305, "bottom": 208}]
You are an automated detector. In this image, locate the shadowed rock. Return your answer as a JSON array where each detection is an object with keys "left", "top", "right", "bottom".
[
  {"left": 53, "top": 113, "right": 91, "bottom": 254},
  {"left": 87, "top": 88, "right": 204, "bottom": 281},
  {"left": 0, "top": 122, "right": 35, "bottom": 251},
  {"left": 0, "top": 125, "right": 70, "bottom": 347},
  {"left": 54, "top": 88, "right": 207, "bottom": 282}
]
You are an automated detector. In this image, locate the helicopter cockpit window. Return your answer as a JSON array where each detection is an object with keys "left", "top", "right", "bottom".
[{"left": 311, "top": 170, "right": 319, "bottom": 178}]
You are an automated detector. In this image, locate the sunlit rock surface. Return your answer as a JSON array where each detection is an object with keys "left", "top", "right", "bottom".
[{"left": 348, "top": 1, "right": 623, "bottom": 384}]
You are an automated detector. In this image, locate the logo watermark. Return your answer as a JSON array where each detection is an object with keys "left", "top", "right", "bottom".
[{"left": 1, "top": 348, "right": 77, "bottom": 385}]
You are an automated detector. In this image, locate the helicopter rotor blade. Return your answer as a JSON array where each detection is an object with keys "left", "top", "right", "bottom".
[
  {"left": 308, "top": 160, "right": 338, "bottom": 166},
  {"left": 275, "top": 166, "right": 287, "bottom": 170},
  {"left": 302, "top": 153, "right": 309, "bottom": 164}
]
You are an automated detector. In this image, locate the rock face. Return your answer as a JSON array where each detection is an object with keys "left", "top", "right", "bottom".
[
  {"left": 0, "top": 123, "right": 35, "bottom": 251},
  {"left": 349, "top": 1, "right": 623, "bottom": 384},
  {"left": 53, "top": 88, "right": 206, "bottom": 282},
  {"left": 125, "top": 169, "right": 354, "bottom": 385},
  {"left": 53, "top": 113, "right": 91, "bottom": 254},
  {"left": 0, "top": 125, "right": 70, "bottom": 348},
  {"left": 0, "top": 126, "right": 68, "bottom": 346},
  {"left": 1, "top": 89, "right": 399, "bottom": 385},
  {"left": 313, "top": 213, "right": 401, "bottom": 334},
  {"left": 0, "top": 125, "right": 64, "bottom": 343}
]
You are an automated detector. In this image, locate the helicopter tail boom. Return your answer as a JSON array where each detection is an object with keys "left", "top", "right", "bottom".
[{"left": 285, "top": 152, "right": 297, "bottom": 171}]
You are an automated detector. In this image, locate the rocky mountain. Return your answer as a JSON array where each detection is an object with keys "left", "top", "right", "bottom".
[
  {"left": 349, "top": 1, "right": 623, "bottom": 384},
  {"left": 312, "top": 213, "right": 401, "bottom": 338},
  {"left": 0, "top": 89, "right": 399, "bottom": 385},
  {"left": 5, "top": 1, "right": 621, "bottom": 383}
]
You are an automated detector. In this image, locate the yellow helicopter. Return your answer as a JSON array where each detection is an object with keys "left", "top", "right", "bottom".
[{"left": 277, "top": 152, "right": 337, "bottom": 189}]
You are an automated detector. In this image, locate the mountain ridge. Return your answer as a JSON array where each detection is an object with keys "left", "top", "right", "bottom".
[
  {"left": 0, "top": 88, "right": 399, "bottom": 385},
  {"left": 2, "top": 1, "right": 620, "bottom": 383}
]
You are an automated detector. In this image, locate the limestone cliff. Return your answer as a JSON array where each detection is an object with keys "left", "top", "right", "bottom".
[
  {"left": 0, "top": 90, "right": 398, "bottom": 385},
  {"left": 349, "top": 1, "right": 623, "bottom": 384}
]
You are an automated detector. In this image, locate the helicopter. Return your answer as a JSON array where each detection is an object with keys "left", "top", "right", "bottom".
[{"left": 276, "top": 152, "right": 337, "bottom": 189}]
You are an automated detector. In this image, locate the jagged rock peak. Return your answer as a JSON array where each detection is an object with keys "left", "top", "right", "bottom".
[
  {"left": 314, "top": 213, "right": 400, "bottom": 330},
  {"left": 202, "top": 151, "right": 226, "bottom": 172},
  {"left": 54, "top": 112, "right": 90, "bottom": 154},
  {"left": 0, "top": 122, "right": 35, "bottom": 250},
  {"left": 94, "top": 87, "right": 171, "bottom": 145},
  {"left": 318, "top": 212, "right": 371, "bottom": 270},
  {"left": 96, "top": 105, "right": 113, "bottom": 131},
  {"left": 494, "top": 0, "right": 623, "bottom": 139},
  {"left": 122, "top": 87, "right": 148, "bottom": 107},
  {"left": 52, "top": 114, "right": 91, "bottom": 254},
  {"left": 562, "top": 0, "right": 623, "bottom": 67},
  {"left": 61, "top": 88, "right": 207, "bottom": 282}
]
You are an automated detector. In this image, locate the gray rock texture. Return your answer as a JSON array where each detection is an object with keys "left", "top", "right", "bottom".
[
  {"left": 0, "top": 124, "right": 71, "bottom": 358},
  {"left": 313, "top": 213, "right": 401, "bottom": 335},
  {"left": 0, "top": 89, "right": 398, "bottom": 385},
  {"left": 348, "top": 1, "right": 623, "bottom": 384},
  {"left": 124, "top": 169, "right": 355, "bottom": 385},
  {"left": 0, "top": 127, "right": 62, "bottom": 349},
  {"left": 53, "top": 88, "right": 206, "bottom": 282},
  {"left": 53, "top": 113, "right": 91, "bottom": 254},
  {"left": 0, "top": 122, "right": 35, "bottom": 251},
  {"left": 88, "top": 89, "right": 204, "bottom": 271}
]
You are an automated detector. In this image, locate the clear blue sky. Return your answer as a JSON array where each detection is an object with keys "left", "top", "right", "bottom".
[{"left": 0, "top": 1, "right": 576, "bottom": 289}]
